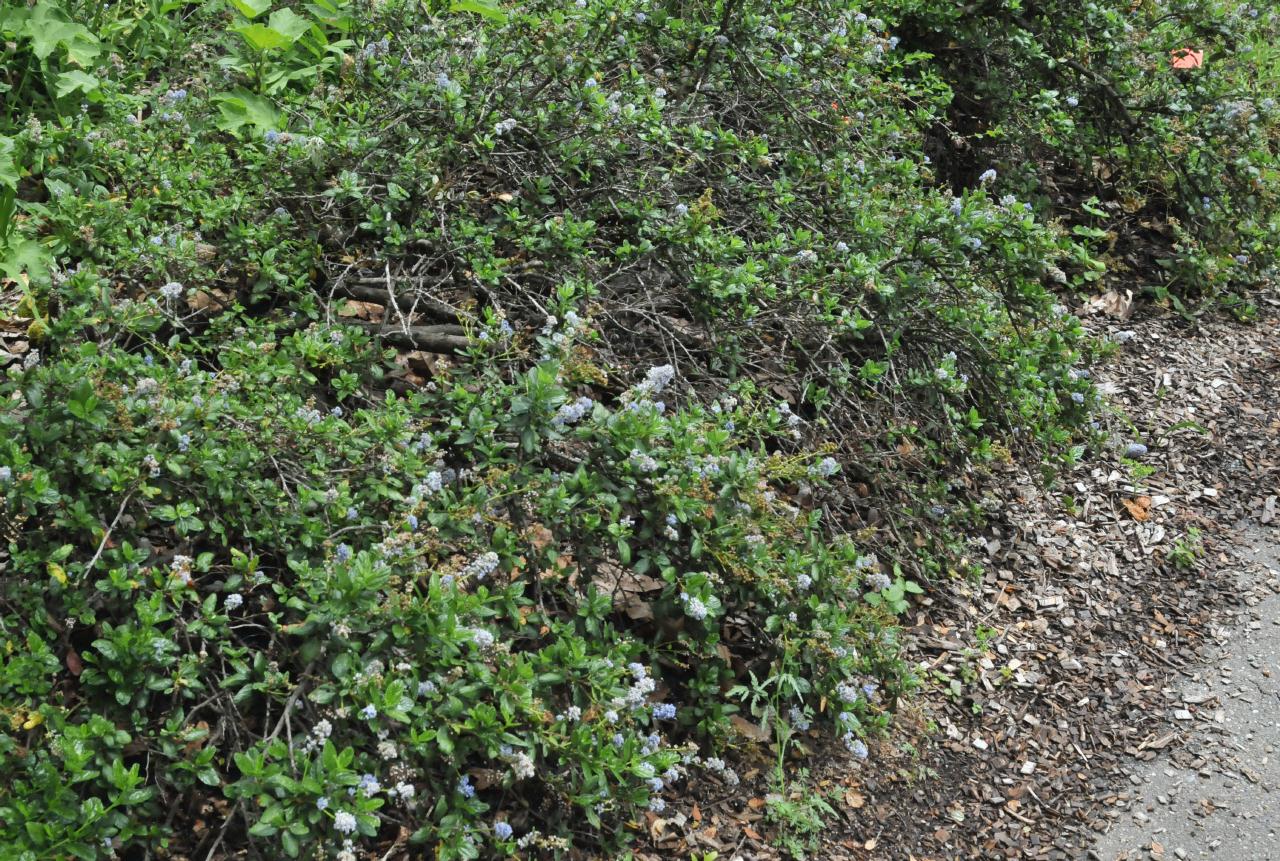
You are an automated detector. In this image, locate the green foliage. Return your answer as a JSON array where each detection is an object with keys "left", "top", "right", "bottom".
[
  {"left": 0, "top": 0, "right": 1275, "bottom": 858},
  {"left": 872, "top": 0, "right": 1280, "bottom": 302}
]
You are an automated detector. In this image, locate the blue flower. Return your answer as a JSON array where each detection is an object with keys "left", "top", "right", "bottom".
[
  {"left": 360, "top": 704, "right": 377, "bottom": 720},
  {"left": 494, "top": 821, "right": 513, "bottom": 840},
  {"left": 457, "top": 775, "right": 475, "bottom": 798},
  {"left": 316, "top": 796, "right": 329, "bottom": 810},
  {"left": 333, "top": 811, "right": 357, "bottom": 834},
  {"left": 814, "top": 457, "right": 839, "bottom": 478},
  {"left": 336, "top": 543, "right": 352, "bottom": 563},
  {"left": 652, "top": 702, "right": 677, "bottom": 720}
]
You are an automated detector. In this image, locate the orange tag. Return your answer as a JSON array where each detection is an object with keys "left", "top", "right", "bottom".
[{"left": 1170, "top": 48, "right": 1203, "bottom": 69}]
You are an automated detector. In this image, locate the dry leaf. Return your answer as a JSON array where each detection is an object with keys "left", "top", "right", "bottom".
[
  {"left": 1122, "top": 496, "right": 1152, "bottom": 521},
  {"left": 337, "top": 300, "right": 385, "bottom": 320},
  {"left": 844, "top": 790, "right": 865, "bottom": 809},
  {"left": 729, "top": 715, "right": 770, "bottom": 742},
  {"left": 1086, "top": 289, "right": 1134, "bottom": 319}
]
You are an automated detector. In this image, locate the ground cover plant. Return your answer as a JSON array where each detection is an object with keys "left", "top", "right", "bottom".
[{"left": 0, "top": 0, "right": 1276, "bottom": 859}]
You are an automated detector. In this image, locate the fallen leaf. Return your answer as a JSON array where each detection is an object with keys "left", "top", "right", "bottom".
[
  {"left": 1122, "top": 496, "right": 1152, "bottom": 521},
  {"left": 730, "top": 715, "right": 771, "bottom": 742},
  {"left": 1087, "top": 289, "right": 1135, "bottom": 319},
  {"left": 338, "top": 300, "right": 386, "bottom": 320}
]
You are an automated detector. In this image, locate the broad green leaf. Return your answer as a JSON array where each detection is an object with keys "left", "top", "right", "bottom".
[
  {"left": 235, "top": 23, "right": 290, "bottom": 51},
  {"left": 54, "top": 70, "right": 100, "bottom": 99},
  {"left": 267, "top": 8, "right": 311, "bottom": 42},
  {"left": 0, "top": 237, "right": 52, "bottom": 285},
  {"left": 212, "top": 90, "right": 281, "bottom": 133},
  {"left": 230, "top": 0, "right": 272, "bottom": 19},
  {"left": 0, "top": 137, "right": 16, "bottom": 192},
  {"left": 27, "top": 3, "right": 99, "bottom": 64},
  {"left": 450, "top": 0, "right": 507, "bottom": 23}
]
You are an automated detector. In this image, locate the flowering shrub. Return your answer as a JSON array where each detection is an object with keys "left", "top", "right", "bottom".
[
  {"left": 0, "top": 280, "right": 908, "bottom": 858},
  {"left": 0, "top": 0, "right": 1275, "bottom": 858},
  {"left": 874, "top": 0, "right": 1280, "bottom": 302}
]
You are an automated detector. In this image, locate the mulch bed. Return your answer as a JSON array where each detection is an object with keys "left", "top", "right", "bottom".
[{"left": 632, "top": 292, "right": 1280, "bottom": 861}]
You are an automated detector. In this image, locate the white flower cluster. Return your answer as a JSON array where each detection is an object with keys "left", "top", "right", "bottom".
[
  {"left": 615, "top": 662, "right": 657, "bottom": 711},
  {"left": 552, "top": 396, "right": 594, "bottom": 428},
  {"left": 170, "top": 554, "right": 193, "bottom": 587},
  {"left": 702, "top": 756, "right": 740, "bottom": 785},
  {"left": 460, "top": 551, "right": 499, "bottom": 581},
  {"left": 632, "top": 364, "right": 675, "bottom": 399},
  {"left": 866, "top": 571, "right": 892, "bottom": 591},
  {"left": 629, "top": 449, "right": 659, "bottom": 473},
  {"left": 679, "top": 592, "right": 708, "bottom": 620}
]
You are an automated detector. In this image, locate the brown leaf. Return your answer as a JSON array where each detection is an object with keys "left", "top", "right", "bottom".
[
  {"left": 65, "top": 647, "right": 82, "bottom": 676},
  {"left": 1122, "top": 496, "right": 1152, "bottom": 521},
  {"left": 844, "top": 790, "right": 865, "bottom": 809},
  {"left": 338, "top": 300, "right": 385, "bottom": 320},
  {"left": 528, "top": 523, "right": 554, "bottom": 552},
  {"left": 730, "top": 716, "right": 771, "bottom": 742},
  {"left": 1086, "top": 289, "right": 1134, "bottom": 319}
]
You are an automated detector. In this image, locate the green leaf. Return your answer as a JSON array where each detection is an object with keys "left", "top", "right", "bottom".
[
  {"left": 235, "top": 23, "right": 291, "bottom": 51},
  {"left": 27, "top": 3, "right": 99, "bottom": 64},
  {"left": 281, "top": 830, "right": 300, "bottom": 857},
  {"left": 0, "top": 137, "right": 17, "bottom": 192},
  {"left": 450, "top": 0, "right": 507, "bottom": 23},
  {"left": 230, "top": 0, "right": 272, "bottom": 19},
  {"left": 267, "top": 8, "right": 312, "bottom": 42},
  {"left": 54, "top": 70, "right": 100, "bottom": 99},
  {"left": 212, "top": 90, "right": 281, "bottom": 133}
]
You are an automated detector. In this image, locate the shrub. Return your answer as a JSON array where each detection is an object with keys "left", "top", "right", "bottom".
[
  {"left": 875, "top": 0, "right": 1280, "bottom": 303},
  {"left": 0, "top": 0, "right": 1272, "bottom": 858}
]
